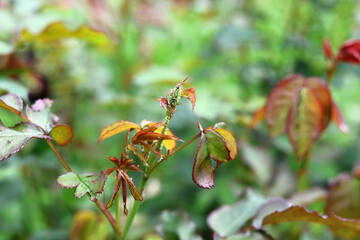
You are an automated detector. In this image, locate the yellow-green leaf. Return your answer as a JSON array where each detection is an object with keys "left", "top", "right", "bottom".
[
  {"left": 98, "top": 121, "right": 141, "bottom": 143},
  {"left": 50, "top": 124, "right": 74, "bottom": 146},
  {"left": 21, "top": 22, "right": 110, "bottom": 46}
]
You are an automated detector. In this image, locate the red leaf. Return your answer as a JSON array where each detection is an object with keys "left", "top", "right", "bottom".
[
  {"left": 337, "top": 39, "right": 360, "bottom": 65},
  {"left": 98, "top": 120, "right": 141, "bottom": 143},
  {"left": 265, "top": 74, "right": 303, "bottom": 137},
  {"left": 181, "top": 87, "right": 196, "bottom": 111},
  {"left": 323, "top": 38, "right": 333, "bottom": 59},
  {"left": 331, "top": 100, "right": 349, "bottom": 134}
]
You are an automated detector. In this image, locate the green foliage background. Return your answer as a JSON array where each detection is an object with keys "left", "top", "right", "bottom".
[{"left": 1, "top": 0, "right": 360, "bottom": 239}]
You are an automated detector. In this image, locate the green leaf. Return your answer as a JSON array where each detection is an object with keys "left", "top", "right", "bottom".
[
  {"left": 157, "top": 210, "right": 202, "bottom": 240},
  {"left": 207, "top": 190, "right": 267, "bottom": 237},
  {"left": 212, "top": 128, "right": 238, "bottom": 160},
  {"left": 57, "top": 172, "right": 106, "bottom": 201},
  {"left": 192, "top": 134, "right": 214, "bottom": 189},
  {"left": 98, "top": 120, "right": 141, "bottom": 143},
  {"left": 0, "top": 122, "right": 50, "bottom": 161},
  {"left": 50, "top": 124, "right": 74, "bottom": 146},
  {"left": 0, "top": 93, "right": 23, "bottom": 115},
  {"left": 26, "top": 98, "right": 54, "bottom": 133},
  {"left": 204, "top": 130, "right": 230, "bottom": 163}
]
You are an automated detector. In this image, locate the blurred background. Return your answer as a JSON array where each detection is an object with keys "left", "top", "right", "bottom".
[{"left": 1, "top": 0, "right": 360, "bottom": 239}]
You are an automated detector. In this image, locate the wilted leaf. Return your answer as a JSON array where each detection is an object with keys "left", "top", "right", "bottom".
[
  {"left": 26, "top": 98, "right": 54, "bottom": 133},
  {"left": 325, "top": 173, "right": 360, "bottom": 219},
  {"left": 98, "top": 120, "right": 141, "bottom": 143},
  {"left": 260, "top": 205, "right": 360, "bottom": 239},
  {"left": 0, "top": 93, "right": 23, "bottom": 115},
  {"left": 0, "top": 122, "right": 50, "bottom": 161},
  {"left": 157, "top": 210, "right": 203, "bottom": 240},
  {"left": 181, "top": 87, "right": 196, "bottom": 111},
  {"left": 50, "top": 124, "right": 74, "bottom": 146},
  {"left": 22, "top": 22, "right": 110, "bottom": 46},
  {"left": 57, "top": 172, "right": 106, "bottom": 201},
  {"left": 207, "top": 190, "right": 267, "bottom": 237}
]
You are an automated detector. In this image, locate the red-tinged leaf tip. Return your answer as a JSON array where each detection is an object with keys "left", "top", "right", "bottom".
[
  {"left": 249, "top": 106, "right": 265, "bottom": 128},
  {"left": 181, "top": 75, "right": 190, "bottom": 85},
  {"left": 105, "top": 155, "right": 121, "bottom": 165},
  {"left": 331, "top": 101, "right": 349, "bottom": 134},
  {"left": 192, "top": 136, "right": 215, "bottom": 189},
  {"left": 181, "top": 87, "right": 196, "bottom": 111},
  {"left": 98, "top": 120, "right": 141, "bottom": 143},
  {"left": 50, "top": 124, "right": 74, "bottom": 146},
  {"left": 323, "top": 38, "right": 333, "bottom": 59}
]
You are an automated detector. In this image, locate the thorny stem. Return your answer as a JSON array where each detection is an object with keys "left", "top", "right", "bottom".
[
  {"left": 46, "top": 139, "right": 121, "bottom": 238},
  {"left": 46, "top": 139, "right": 72, "bottom": 172},
  {"left": 297, "top": 150, "right": 311, "bottom": 191},
  {"left": 121, "top": 173, "right": 148, "bottom": 239},
  {"left": 122, "top": 103, "right": 178, "bottom": 239},
  {"left": 148, "top": 133, "right": 201, "bottom": 176},
  {"left": 16, "top": 101, "right": 121, "bottom": 237}
]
